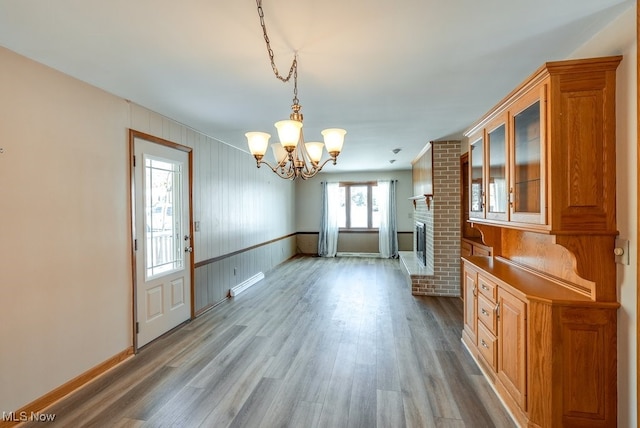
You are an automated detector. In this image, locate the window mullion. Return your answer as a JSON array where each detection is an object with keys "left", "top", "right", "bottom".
[
  {"left": 345, "top": 185, "right": 351, "bottom": 229},
  {"left": 367, "top": 184, "right": 373, "bottom": 229}
]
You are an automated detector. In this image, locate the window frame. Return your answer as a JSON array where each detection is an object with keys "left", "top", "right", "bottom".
[{"left": 339, "top": 181, "right": 379, "bottom": 231}]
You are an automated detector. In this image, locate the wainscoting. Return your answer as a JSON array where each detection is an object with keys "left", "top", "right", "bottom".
[
  {"left": 194, "top": 235, "right": 297, "bottom": 314},
  {"left": 296, "top": 231, "right": 413, "bottom": 255}
]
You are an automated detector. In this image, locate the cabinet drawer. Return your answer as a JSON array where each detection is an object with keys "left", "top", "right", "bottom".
[
  {"left": 478, "top": 294, "right": 497, "bottom": 334},
  {"left": 473, "top": 246, "right": 491, "bottom": 256},
  {"left": 461, "top": 241, "right": 473, "bottom": 257},
  {"left": 477, "top": 323, "right": 498, "bottom": 372},
  {"left": 478, "top": 276, "right": 497, "bottom": 301}
]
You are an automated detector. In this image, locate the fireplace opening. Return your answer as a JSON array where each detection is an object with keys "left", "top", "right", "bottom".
[{"left": 415, "top": 221, "right": 426, "bottom": 267}]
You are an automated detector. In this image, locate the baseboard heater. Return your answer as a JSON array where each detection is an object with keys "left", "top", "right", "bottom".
[{"left": 230, "top": 272, "right": 265, "bottom": 297}]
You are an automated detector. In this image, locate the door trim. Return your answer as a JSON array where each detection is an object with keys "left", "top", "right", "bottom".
[
  {"left": 128, "top": 129, "right": 195, "bottom": 352},
  {"left": 635, "top": 0, "right": 640, "bottom": 419}
]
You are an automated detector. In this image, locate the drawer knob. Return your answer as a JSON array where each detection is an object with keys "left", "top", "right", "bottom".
[
  {"left": 481, "top": 308, "right": 489, "bottom": 316},
  {"left": 481, "top": 339, "right": 489, "bottom": 349}
]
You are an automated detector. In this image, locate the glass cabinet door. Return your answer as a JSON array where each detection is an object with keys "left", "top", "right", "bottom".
[
  {"left": 469, "top": 135, "right": 484, "bottom": 218},
  {"left": 486, "top": 120, "right": 508, "bottom": 220},
  {"left": 511, "top": 89, "right": 545, "bottom": 224}
]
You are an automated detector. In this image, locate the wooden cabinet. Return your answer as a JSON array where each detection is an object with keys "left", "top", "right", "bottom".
[
  {"left": 461, "top": 258, "right": 619, "bottom": 427},
  {"left": 464, "top": 56, "right": 620, "bottom": 232},
  {"left": 461, "top": 265, "right": 478, "bottom": 348},
  {"left": 461, "top": 238, "right": 491, "bottom": 258},
  {"left": 411, "top": 142, "right": 433, "bottom": 198},
  {"left": 510, "top": 89, "right": 544, "bottom": 224},
  {"left": 485, "top": 114, "right": 509, "bottom": 222},
  {"left": 461, "top": 55, "right": 622, "bottom": 428},
  {"left": 497, "top": 287, "right": 527, "bottom": 411},
  {"left": 468, "top": 134, "right": 484, "bottom": 219}
]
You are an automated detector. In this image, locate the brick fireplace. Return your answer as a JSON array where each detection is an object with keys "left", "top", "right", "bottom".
[{"left": 400, "top": 140, "right": 461, "bottom": 296}]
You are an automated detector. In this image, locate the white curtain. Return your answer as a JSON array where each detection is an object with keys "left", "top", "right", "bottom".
[
  {"left": 318, "top": 182, "right": 340, "bottom": 257},
  {"left": 378, "top": 180, "right": 399, "bottom": 258}
]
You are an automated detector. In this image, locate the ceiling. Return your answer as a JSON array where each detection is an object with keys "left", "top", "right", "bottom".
[{"left": 0, "top": 0, "right": 633, "bottom": 172}]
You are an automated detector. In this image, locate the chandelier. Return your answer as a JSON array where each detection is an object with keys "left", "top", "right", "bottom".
[{"left": 245, "top": 0, "right": 346, "bottom": 180}]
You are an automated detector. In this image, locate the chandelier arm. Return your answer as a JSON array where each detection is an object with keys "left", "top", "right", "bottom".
[
  {"left": 257, "top": 159, "right": 289, "bottom": 175},
  {"left": 297, "top": 157, "right": 335, "bottom": 180},
  {"left": 273, "top": 159, "right": 297, "bottom": 180},
  {"left": 313, "top": 158, "right": 334, "bottom": 174}
]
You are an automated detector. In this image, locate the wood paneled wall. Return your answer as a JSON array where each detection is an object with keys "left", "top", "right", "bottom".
[{"left": 129, "top": 104, "right": 297, "bottom": 314}]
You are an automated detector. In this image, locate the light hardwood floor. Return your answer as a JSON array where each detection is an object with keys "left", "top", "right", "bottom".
[{"left": 28, "top": 256, "right": 515, "bottom": 428}]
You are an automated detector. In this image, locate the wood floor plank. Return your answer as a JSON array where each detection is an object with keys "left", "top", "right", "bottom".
[
  {"left": 348, "top": 363, "right": 377, "bottom": 428},
  {"left": 408, "top": 321, "right": 463, "bottom": 421},
  {"left": 23, "top": 256, "right": 515, "bottom": 428},
  {"left": 111, "top": 418, "right": 145, "bottom": 428},
  {"left": 287, "top": 400, "right": 323, "bottom": 428},
  {"left": 376, "top": 389, "right": 406, "bottom": 428},
  {"left": 395, "top": 336, "right": 438, "bottom": 428},
  {"left": 227, "top": 377, "right": 281, "bottom": 428},
  {"left": 316, "top": 341, "right": 357, "bottom": 428},
  {"left": 435, "top": 350, "right": 500, "bottom": 427},
  {"left": 198, "top": 353, "right": 274, "bottom": 427}
]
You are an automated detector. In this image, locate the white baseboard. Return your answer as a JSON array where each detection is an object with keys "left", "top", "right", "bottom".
[
  {"left": 230, "top": 272, "right": 265, "bottom": 297},
  {"left": 336, "top": 252, "right": 381, "bottom": 258}
]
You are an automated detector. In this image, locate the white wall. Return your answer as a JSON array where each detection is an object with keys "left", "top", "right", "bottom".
[
  {"left": 569, "top": 6, "right": 637, "bottom": 427},
  {"left": 0, "top": 46, "right": 132, "bottom": 411},
  {"left": 0, "top": 45, "right": 297, "bottom": 412}
]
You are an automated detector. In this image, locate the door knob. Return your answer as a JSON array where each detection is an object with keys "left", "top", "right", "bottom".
[{"left": 185, "top": 246, "right": 193, "bottom": 253}]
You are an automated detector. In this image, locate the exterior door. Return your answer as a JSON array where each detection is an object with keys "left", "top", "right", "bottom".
[{"left": 133, "top": 133, "right": 192, "bottom": 348}]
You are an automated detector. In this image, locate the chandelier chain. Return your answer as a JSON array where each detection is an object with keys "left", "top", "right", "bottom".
[
  {"left": 247, "top": 0, "right": 344, "bottom": 179},
  {"left": 256, "top": 0, "right": 299, "bottom": 105}
]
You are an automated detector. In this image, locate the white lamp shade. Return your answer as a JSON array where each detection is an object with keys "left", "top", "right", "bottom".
[
  {"left": 321, "top": 128, "right": 346, "bottom": 154},
  {"left": 274, "top": 120, "right": 303, "bottom": 149},
  {"left": 305, "top": 142, "right": 324, "bottom": 163},
  {"left": 271, "top": 143, "right": 288, "bottom": 164},
  {"left": 245, "top": 132, "right": 270, "bottom": 156}
]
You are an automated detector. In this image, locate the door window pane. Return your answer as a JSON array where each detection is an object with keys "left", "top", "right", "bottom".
[{"left": 145, "top": 157, "right": 184, "bottom": 279}]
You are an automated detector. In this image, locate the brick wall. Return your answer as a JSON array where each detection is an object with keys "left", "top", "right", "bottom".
[{"left": 411, "top": 140, "right": 461, "bottom": 296}]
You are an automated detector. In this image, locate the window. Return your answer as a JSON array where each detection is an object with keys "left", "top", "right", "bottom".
[
  {"left": 338, "top": 182, "right": 379, "bottom": 229},
  {"left": 144, "top": 156, "right": 184, "bottom": 279}
]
